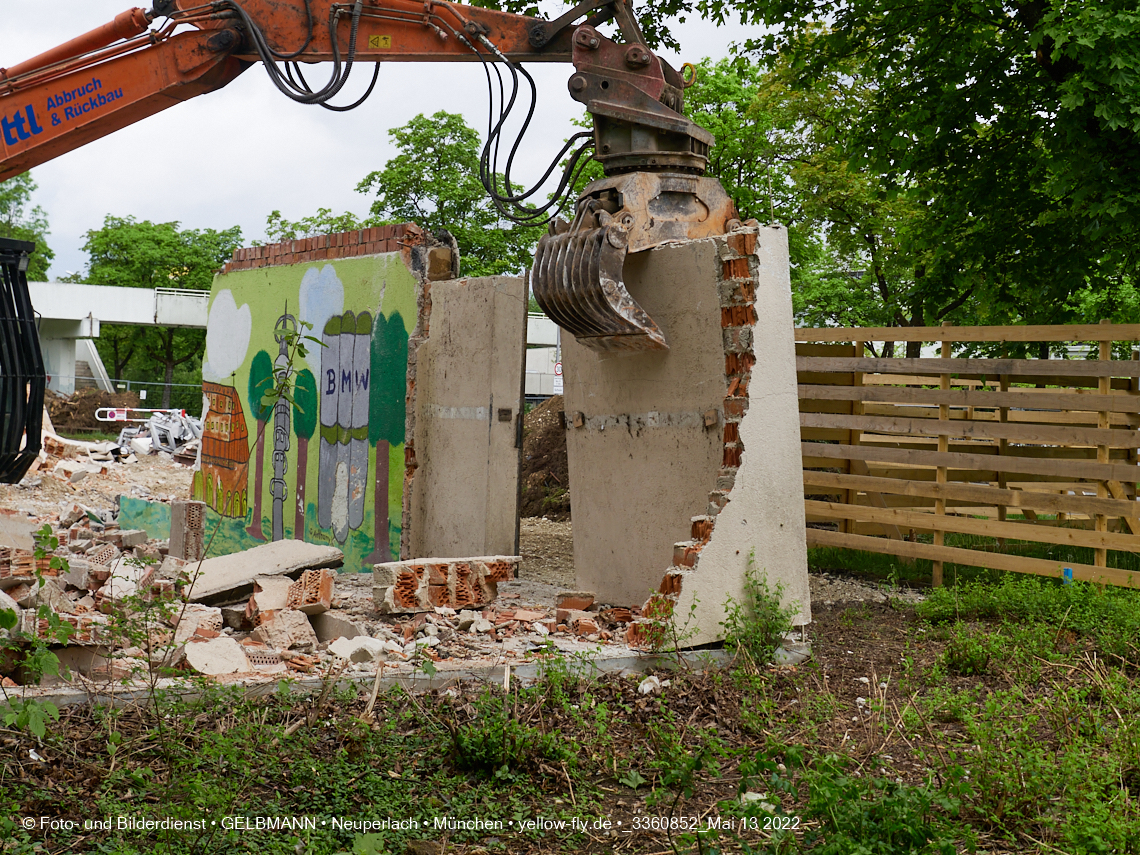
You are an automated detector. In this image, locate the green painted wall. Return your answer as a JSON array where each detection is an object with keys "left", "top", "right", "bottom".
[{"left": 192, "top": 253, "right": 415, "bottom": 571}]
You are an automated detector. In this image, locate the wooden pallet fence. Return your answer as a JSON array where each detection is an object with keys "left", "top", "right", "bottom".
[{"left": 795, "top": 324, "right": 1140, "bottom": 588}]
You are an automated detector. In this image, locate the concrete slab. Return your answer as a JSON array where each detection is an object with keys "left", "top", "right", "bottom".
[
  {"left": 184, "top": 540, "right": 343, "bottom": 605},
  {"left": 0, "top": 513, "right": 36, "bottom": 551},
  {"left": 183, "top": 636, "right": 251, "bottom": 676},
  {"left": 562, "top": 238, "right": 728, "bottom": 605}
]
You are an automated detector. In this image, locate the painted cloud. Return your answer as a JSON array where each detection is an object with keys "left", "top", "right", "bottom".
[
  {"left": 201, "top": 289, "right": 252, "bottom": 382},
  {"left": 299, "top": 265, "right": 345, "bottom": 374}
]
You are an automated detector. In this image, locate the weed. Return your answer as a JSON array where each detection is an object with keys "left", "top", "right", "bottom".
[
  {"left": 939, "top": 622, "right": 1005, "bottom": 676},
  {"left": 449, "top": 687, "right": 567, "bottom": 780},
  {"left": 722, "top": 559, "right": 797, "bottom": 673},
  {"left": 800, "top": 755, "right": 969, "bottom": 855}
]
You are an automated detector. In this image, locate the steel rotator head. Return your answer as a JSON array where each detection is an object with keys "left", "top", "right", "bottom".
[{"left": 533, "top": 14, "right": 742, "bottom": 353}]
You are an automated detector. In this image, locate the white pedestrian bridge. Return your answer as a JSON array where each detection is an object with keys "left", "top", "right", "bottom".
[{"left": 27, "top": 281, "right": 208, "bottom": 395}]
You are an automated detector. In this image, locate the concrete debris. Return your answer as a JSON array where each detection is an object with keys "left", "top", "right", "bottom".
[
  {"left": 638, "top": 675, "right": 671, "bottom": 695},
  {"left": 246, "top": 576, "right": 293, "bottom": 623},
  {"left": 115, "top": 410, "right": 202, "bottom": 457},
  {"left": 172, "top": 604, "right": 224, "bottom": 646},
  {"left": 250, "top": 609, "right": 318, "bottom": 653},
  {"left": 183, "top": 636, "right": 251, "bottom": 676},
  {"left": 328, "top": 635, "right": 401, "bottom": 664},
  {"left": 185, "top": 540, "right": 344, "bottom": 605},
  {"left": 309, "top": 612, "right": 365, "bottom": 643}
]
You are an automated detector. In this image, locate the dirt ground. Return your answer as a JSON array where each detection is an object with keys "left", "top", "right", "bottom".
[
  {"left": 44, "top": 388, "right": 142, "bottom": 433},
  {"left": 520, "top": 396, "right": 570, "bottom": 519},
  {"left": 0, "top": 451, "right": 193, "bottom": 522}
]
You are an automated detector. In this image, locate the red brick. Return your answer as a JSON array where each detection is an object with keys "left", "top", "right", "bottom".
[
  {"left": 556, "top": 592, "right": 594, "bottom": 611},
  {"left": 725, "top": 353, "right": 756, "bottom": 375},
  {"left": 727, "top": 232, "right": 757, "bottom": 256},
  {"left": 724, "top": 396, "right": 748, "bottom": 419},
  {"left": 625, "top": 620, "right": 664, "bottom": 649},
  {"left": 723, "top": 443, "right": 742, "bottom": 467},
  {"left": 726, "top": 374, "right": 750, "bottom": 397},
  {"left": 672, "top": 542, "right": 701, "bottom": 568},
  {"left": 691, "top": 516, "right": 714, "bottom": 542},
  {"left": 723, "top": 422, "right": 739, "bottom": 443},
  {"left": 574, "top": 618, "right": 599, "bottom": 636},
  {"left": 722, "top": 257, "right": 749, "bottom": 279}
]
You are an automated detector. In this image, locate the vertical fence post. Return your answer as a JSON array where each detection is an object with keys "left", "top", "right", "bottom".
[
  {"left": 933, "top": 324, "right": 951, "bottom": 587},
  {"left": 1096, "top": 319, "right": 1111, "bottom": 572},
  {"left": 844, "top": 339, "right": 865, "bottom": 535},
  {"left": 1131, "top": 343, "right": 1139, "bottom": 507},
  {"left": 997, "top": 342, "right": 1010, "bottom": 546}
]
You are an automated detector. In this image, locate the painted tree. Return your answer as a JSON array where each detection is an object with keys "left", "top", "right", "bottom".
[
  {"left": 292, "top": 368, "right": 318, "bottom": 541},
  {"left": 246, "top": 349, "right": 274, "bottom": 541},
  {"left": 364, "top": 311, "right": 409, "bottom": 563}
]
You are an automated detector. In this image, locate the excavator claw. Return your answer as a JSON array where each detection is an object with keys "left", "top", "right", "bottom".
[
  {"left": 532, "top": 172, "right": 740, "bottom": 353},
  {"left": 533, "top": 209, "right": 666, "bottom": 353}
]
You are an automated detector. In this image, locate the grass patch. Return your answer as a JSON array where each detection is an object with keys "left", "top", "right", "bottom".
[
  {"left": 4, "top": 579, "right": 1140, "bottom": 854},
  {"left": 809, "top": 527, "right": 1140, "bottom": 588}
]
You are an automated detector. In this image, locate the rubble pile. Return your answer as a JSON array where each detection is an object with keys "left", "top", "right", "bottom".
[{"left": 1, "top": 505, "right": 642, "bottom": 689}]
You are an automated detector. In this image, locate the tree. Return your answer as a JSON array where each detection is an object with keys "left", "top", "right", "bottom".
[
  {"left": 267, "top": 112, "right": 545, "bottom": 277},
  {"left": 81, "top": 216, "right": 242, "bottom": 406},
  {"left": 728, "top": 1, "right": 1140, "bottom": 327},
  {"left": 265, "top": 209, "right": 363, "bottom": 244},
  {"left": 246, "top": 350, "right": 274, "bottom": 541},
  {"left": 364, "top": 312, "right": 409, "bottom": 564},
  {"left": 0, "top": 172, "right": 54, "bottom": 280},
  {"left": 292, "top": 368, "right": 318, "bottom": 540}
]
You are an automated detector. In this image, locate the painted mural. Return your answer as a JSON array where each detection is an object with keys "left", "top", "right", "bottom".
[{"left": 192, "top": 252, "right": 415, "bottom": 571}]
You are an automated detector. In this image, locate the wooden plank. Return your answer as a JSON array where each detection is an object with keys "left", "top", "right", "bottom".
[
  {"left": 849, "top": 459, "right": 902, "bottom": 539},
  {"left": 857, "top": 373, "right": 1135, "bottom": 391},
  {"left": 799, "top": 384, "right": 1140, "bottom": 414},
  {"left": 856, "top": 403, "right": 1136, "bottom": 428},
  {"left": 805, "top": 528, "right": 1140, "bottom": 589},
  {"left": 795, "top": 323, "right": 1140, "bottom": 343},
  {"left": 797, "top": 356, "right": 1140, "bottom": 379},
  {"left": 1108, "top": 480, "right": 1140, "bottom": 536},
  {"left": 799, "top": 399, "right": 859, "bottom": 415},
  {"left": 802, "top": 441, "right": 1140, "bottom": 480},
  {"left": 856, "top": 436, "right": 1135, "bottom": 460},
  {"left": 800, "top": 411, "right": 1140, "bottom": 449},
  {"left": 1097, "top": 325, "right": 1112, "bottom": 570},
  {"left": 801, "top": 469, "right": 1140, "bottom": 520},
  {"left": 803, "top": 500, "right": 1140, "bottom": 552}
]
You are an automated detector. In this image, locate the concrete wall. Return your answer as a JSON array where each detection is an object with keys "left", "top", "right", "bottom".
[
  {"left": 669, "top": 226, "right": 811, "bottom": 646},
  {"left": 191, "top": 225, "right": 447, "bottom": 571},
  {"left": 405, "top": 276, "right": 526, "bottom": 559},
  {"left": 562, "top": 239, "right": 728, "bottom": 606},
  {"left": 563, "top": 225, "right": 809, "bottom": 644}
]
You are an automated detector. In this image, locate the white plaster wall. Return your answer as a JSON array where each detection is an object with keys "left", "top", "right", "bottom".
[{"left": 675, "top": 225, "right": 811, "bottom": 646}]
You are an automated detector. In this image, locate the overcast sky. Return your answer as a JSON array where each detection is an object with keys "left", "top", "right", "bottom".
[{"left": 2, "top": 2, "right": 764, "bottom": 279}]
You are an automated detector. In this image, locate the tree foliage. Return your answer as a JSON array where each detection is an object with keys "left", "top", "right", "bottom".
[
  {"left": 731, "top": 0, "right": 1140, "bottom": 326},
  {"left": 0, "top": 172, "right": 54, "bottom": 280},
  {"left": 81, "top": 216, "right": 242, "bottom": 407},
  {"left": 267, "top": 112, "right": 544, "bottom": 277}
]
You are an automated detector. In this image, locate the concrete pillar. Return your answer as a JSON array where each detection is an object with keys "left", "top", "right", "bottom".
[
  {"left": 404, "top": 276, "right": 527, "bottom": 559},
  {"left": 562, "top": 225, "right": 810, "bottom": 644}
]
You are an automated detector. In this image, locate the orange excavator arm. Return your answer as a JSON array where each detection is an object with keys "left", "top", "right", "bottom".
[
  {"left": 0, "top": 0, "right": 589, "bottom": 182},
  {"left": 1, "top": 0, "right": 738, "bottom": 355}
]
